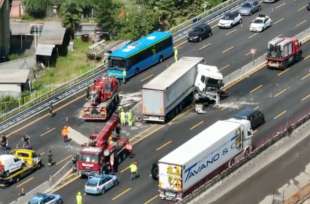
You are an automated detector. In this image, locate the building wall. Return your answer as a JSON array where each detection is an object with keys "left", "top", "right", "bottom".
[{"left": 0, "top": 0, "right": 10, "bottom": 61}]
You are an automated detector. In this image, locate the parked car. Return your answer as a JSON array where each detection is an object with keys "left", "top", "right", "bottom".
[
  {"left": 85, "top": 174, "right": 119, "bottom": 195},
  {"left": 218, "top": 11, "right": 242, "bottom": 28},
  {"left": 187, "top": 23, "right": 212, "bottom": 42},
  {"left": 28, "top": 193, "right": 63, "bottom": 204},
  {"left": 263, "top": 0, "right": 279, "bottom": 3},
  {"left": 234, "top": 107, "right": 265, "bottom": 130},
  {"left": 239, "top": 1, "right": 261, "bottom": 16},
  {"left": 249, "top": 14, "right": 272, "bottom": 32}
]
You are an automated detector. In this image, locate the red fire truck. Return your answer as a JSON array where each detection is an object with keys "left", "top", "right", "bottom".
[
  {"left": 76, "top": 115, "right": 132, "bottom": 177},
  {"left": 81, "top": 77, "right": 119, "bottom": 120},
  {"left": 266, "top": 36, "right": 302, "bottom": 70}
]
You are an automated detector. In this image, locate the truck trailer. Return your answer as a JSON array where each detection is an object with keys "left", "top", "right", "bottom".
[
  {"left": 142, "top": 57, "right": 224, "bottom": 122},
  {"left": 158, "top": 118, "right": 253, "bottom": 201}
]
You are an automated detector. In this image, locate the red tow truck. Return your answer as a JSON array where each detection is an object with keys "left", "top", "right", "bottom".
[
  {"left": 81, "top": 77, "right": 119, "bottom": 120},
  {"left": 76, "top": 115, "right": 132, "bottom": 177},
  {"left": 266, "top": 36, "right": 302, "bottom": 69}
]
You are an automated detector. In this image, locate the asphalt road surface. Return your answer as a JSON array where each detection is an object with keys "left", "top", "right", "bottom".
[
  {"left": 55, "top": 40, "right": 310, "bottom": 204},
  {"left": 0, "top": 0, "right": 309, "bottom": 203}
]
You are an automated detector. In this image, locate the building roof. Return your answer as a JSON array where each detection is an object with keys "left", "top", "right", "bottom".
[
  {"left": 143, "top": 57, "right": 204, "bottom": 91},
  {"left": 110, "top": 31, "right": 172, "bottom": 59},
  {"left": 10, "top": 22, "right": 31, "bottom": 35},
  {"left": 38, "top": 21, "right": 66, "bottom": 45},
  {"left": 0, "top": 56, "right": 35, "bottom": 70},
  {"left": 159, "top": 120, "right": 241, "bottom": 166},
  {"left": 0, "top": 68, "right": 30, "bottom": 84},
  {"left": 35, "top": 44, "right": 55, "bottom": 56}
]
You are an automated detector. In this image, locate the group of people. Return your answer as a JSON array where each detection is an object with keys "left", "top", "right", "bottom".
[
  {"left": 0, "top": 134, "right": 32, "bottom": 152},
  {"left": 119, "top": 108, "right": 135, "bottom": 127}
]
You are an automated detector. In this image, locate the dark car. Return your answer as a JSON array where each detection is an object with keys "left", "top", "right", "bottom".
[
  {"left": 234, "top": 107, "right": 265, "bottom": 130},
  {"left": 187, "top": 23, "right": 212, "bottom": 42},
  {"left": 239, "top": 1, "right": 261, "bottom": 16}
]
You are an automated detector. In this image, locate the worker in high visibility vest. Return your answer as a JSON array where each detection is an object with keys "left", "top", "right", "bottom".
[
  {"left": 61, "top": 125, "right": 69, "bottom": 144},
  {"left": 120, "top": 110, "right": 126, "bottom": 126},
  {"left": 129, "top": 162, "right": 139, "bottom": 180},
  {"left": 174, "top": 47, "right": 178, "bottom": 62},
  {"left": 76, "top": 191, "right": 83, "bottom": 204},
  {"left": 126, "top": 111, "right": 134, "bottom": 127},
  {"left": 122, "top": 69, "right": 126, "bottom": 84}
]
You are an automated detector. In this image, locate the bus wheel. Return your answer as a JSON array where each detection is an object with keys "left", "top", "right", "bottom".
[{"left": 159, "top": 56, "right": 164, "bottom": 63}]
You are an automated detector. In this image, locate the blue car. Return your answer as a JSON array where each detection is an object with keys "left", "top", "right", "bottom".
[
  {"left": 28, "top": 193, "right": 63, "bottom": 204},
  {"left": 85, "top": 174, "right": 119, "bottom": 195}
]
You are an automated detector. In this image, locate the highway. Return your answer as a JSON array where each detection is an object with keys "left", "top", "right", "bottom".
[
  {"left": 0, "top": 0, "right": 309, "bottom": 203},
  {"left": 54, "top": 40, "right": 310, "bottom": 203}
]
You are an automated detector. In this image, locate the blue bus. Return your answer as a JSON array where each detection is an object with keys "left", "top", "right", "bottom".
[{"left": 107, "top": 31, "right": 174, "bottom": 80}]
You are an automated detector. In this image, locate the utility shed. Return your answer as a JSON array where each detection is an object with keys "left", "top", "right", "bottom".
[
  {"left": 0, "top": 57, "right": 35, "bottom": 97},
  {"left": 36, "top": 21, "right": 70, "bottom": 66},
  {"left": 0, "top": 69, "right": 31, "bottom": 97}
]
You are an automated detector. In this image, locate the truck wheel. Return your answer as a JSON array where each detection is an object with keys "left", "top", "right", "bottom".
[{"left": 228, "top": 158, "right": 235, "bottom": 168}]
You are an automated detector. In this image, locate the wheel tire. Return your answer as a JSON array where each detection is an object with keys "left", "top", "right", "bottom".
[
  {"left": 199, "top": 36, "right": 202, "bottom": 42},
  {"left": 114, "top": 180, "right": 119, "bottom": 186},
  {"left": 159, "top": 56, "right": 164, "bottom": 63}
]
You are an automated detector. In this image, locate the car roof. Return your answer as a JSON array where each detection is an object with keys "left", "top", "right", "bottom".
[
  {"left": 194, "top": 23, "right": 209, "bottom": 28},
  {"left": 234, "top": 107, "right": 257, "bottom": 118}
]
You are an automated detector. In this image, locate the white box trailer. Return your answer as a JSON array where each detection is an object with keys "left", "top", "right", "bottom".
[
  {"left": 142, "top": 57, "right": 204, "bottom": 122},
  {"left": 158, "top": 118, "right": 253, "bottom": 201}
]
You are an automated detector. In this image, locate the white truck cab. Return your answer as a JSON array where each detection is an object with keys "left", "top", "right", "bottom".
[
  {"left": 194, "top": 64, "right": 224, "bottom": 113},
  {"left": 0, "top": 154, "right": 24, "bottom": 176}
]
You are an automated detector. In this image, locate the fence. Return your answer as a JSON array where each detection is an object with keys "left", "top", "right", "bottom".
[{"left": 10, "top": 161, "right": 72, "bottom": 204}]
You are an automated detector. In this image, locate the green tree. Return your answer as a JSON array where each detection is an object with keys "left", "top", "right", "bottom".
[
  {"left": 92, "top": 0, "right": 121, "bottom": 37},
  {"left": 61, "top": 0, "right": 83, "bottom": 39},
  {"left": 118, "top": 7, "right": 159, "bottom": 40},
  {"left": 23, "top": 0, "right": 50, "bottom": 18}
]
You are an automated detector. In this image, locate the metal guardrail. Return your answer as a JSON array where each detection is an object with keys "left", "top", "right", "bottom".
[
  {"left": 0, "top": 0, "right": 247, "bottom": 134},
  {"left": 10, "top": 161, "right": 72, "bottom": 204}
]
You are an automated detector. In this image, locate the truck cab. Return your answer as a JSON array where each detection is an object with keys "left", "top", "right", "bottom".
[
  {"left": 13, "top": 149, "right": 41, "bottom": 167},
  {"left": 194, "top": 64, "right": 224, "bottom": 113}
]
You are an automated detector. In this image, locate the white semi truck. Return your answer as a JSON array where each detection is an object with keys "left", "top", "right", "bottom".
[
  {"left": 158, "top": 118, "right": 253, "bottom": 201},
  {"left": 142, "top": 57, "right": 224, "bottom": 123}
]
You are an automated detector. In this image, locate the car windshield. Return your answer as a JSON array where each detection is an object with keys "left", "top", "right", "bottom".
[
  {"left": 86, "top": 178, "right": 99, "bottom": 186},
  {"left": 193, "top": 27, "right": 202, "bottom": 32},
  {"left": 223, "top": 13, "right": 233, "bottom": 20},
  {"left": 242, "top": 3, "right": 252, "bottom": 8},
  {"left": 80, "top": 154, "right": 98, "bottom": 163},
  {"left": 28, "top": 197, "right": 42, "bottom": 204},
  {"left": 253, "top": 19, "right": 264, "bottom": 24}
]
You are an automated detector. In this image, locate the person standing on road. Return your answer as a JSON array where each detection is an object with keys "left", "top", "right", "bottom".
[
  {"left": 120, "top": 110, "right": 126, "bottom": 126},
  {"left": 126, "top": 110, "right": 134, "bottom": 127},
  {"left": 129, "top": 162, "right": 139, "bottom": 180},
  {"left": 47, "top": 149, "right": 54, "bottom": 166},
  {"left": 61, "top": 125, "right": 69, "bottom": 145},
  {"left": 174, "top": 47, "right": 178, "bottom": 62},
  {"left": 76, "top": 191, "right": 83, "bottom": 204}
]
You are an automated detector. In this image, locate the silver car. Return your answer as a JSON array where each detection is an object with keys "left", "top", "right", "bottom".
[{"left": 239, "top": 1, "right": 261, "bottom": 16}]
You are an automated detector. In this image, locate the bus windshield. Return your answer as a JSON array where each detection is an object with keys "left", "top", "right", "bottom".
[{"left": 109, "top": 58, "right": 127, "bottom": 68}]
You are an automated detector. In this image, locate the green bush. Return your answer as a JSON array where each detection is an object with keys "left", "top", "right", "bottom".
[{"left": 0, "top": 96, "right": 19, "bottom": 114}]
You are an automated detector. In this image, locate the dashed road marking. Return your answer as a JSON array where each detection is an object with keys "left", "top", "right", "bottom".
[
  {"left": 175, "top": 40, "right": 187, "bottom": 48},
  {"left": 40, "top": 127, "right": 56, "bottom": 137},
  {"left": 112, "top": 188, "right": 132, "bottom": 201},
  {"left": 274, "top": 88, "right": 287, "bottom": 97},
  {"left": 156, "top": 140, "right": 173, "bottom": 151},
  {"left": 199, "top": 43, "right": 211, "bottom": 50},
  {"left": 250, "top": 84, "right": 263, "bottom": 94},
  {"left": 144, "top": 195, "right": 159, "bottom": 204},
  {"left": 190, "top": 120, "right": 204, "bottom": 130},
  {"left": 274, "top": 110, "right": 287, "bottom": 120},
  {"left": 225, "top": 29, "right": 237, "bottom": 36},
  {"left": 297, "top": 5, "right": 307, "bottom": 12},
  {"left": 222, "top": 46, "right": 234, "bottom": 54},
  {"left": 301, "top": 72, "right": 310, "bottom": 80},
  {"left": 220, "top": 64, "right": 230, "bottom": 71},
  {"left": 248, "top": 33, "right": 258, "bottom": 39},
  {"left": 274, "top": 18, "right": 285, "bottom": 25},
  {"left": 295, "top": 20, "right": 307, "bottom": 28},
  {"left": 275, "top": 2, "right": 286, "bottom": 9},
  {"left": 278, "top": 69, "right": 290, "bottom": 76},
  {"left": 301, "top": 94, "right": 310, "bottom": 102}
]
